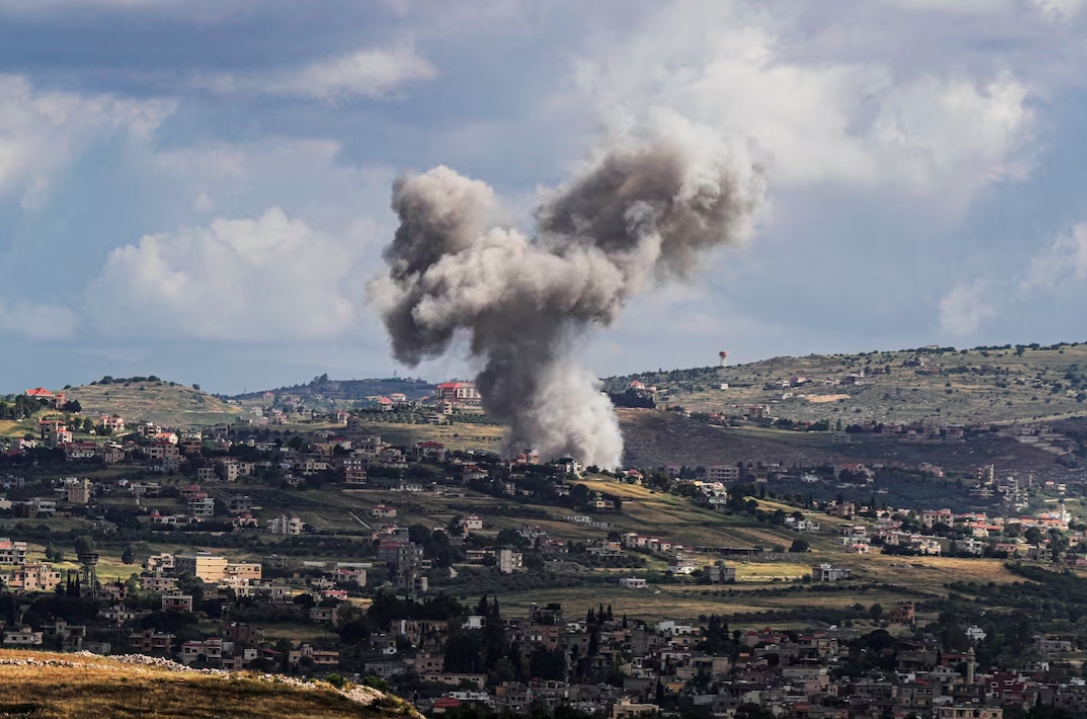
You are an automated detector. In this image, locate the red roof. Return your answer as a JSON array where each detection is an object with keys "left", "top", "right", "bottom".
[
  {"left": 433, "top": 698, "right": 462, "bottom": 709},
  {"left": 25, "top": 388, "right": 54, "bottom": 397},
  {"left": 437, "top": 382, "right": 471, "bottom": 389}
]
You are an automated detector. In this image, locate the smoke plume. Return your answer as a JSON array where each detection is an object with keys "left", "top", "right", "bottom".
[{"left": 370, "top": 128, "right": 764, "bottom": 468}]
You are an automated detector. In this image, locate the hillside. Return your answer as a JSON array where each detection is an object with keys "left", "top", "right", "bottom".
[
  {"left": 229, "top": 375, "right": 436, "bottom": 406},
  {"left": 67, "top": 380, "right": 245, "bottom": 428},
  {"left": 606, "top": 341, "right": 1087, "bottom": 426},
  {"left": 0, "top": 651, "right": 410, "bottom": 719},
  {"left": 616, "top": 408, "right": 1061, "bottom": 473}
]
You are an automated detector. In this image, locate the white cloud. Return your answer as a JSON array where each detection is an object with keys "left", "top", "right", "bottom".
[
  {"left": 0, "top": 74, "right": 173, "bottom": 206},
  {"left": 273, "top": 44, "right": 436, "bottom": 101},
  {"left": 0, "top": 300, "right": 77, "bottom": 340},
  {"left": 938, "top": 279, "right": 995, "bottom": 337},
  {"left": 202, "top": 44, "right": 436, "bottom": 102},
  {"left": 88, "top": 207, "right": 367, "bottom": 341},
  {"left": 150, "top": 138, "right": 397, "bottom": 241},
  {"left": 1030, "top": 0, "right": 1087, "bottom": 21},
  {"left": 1020, "top": 223, "right": 1087, "bottom": 292},
  {"left": 570, "top": 2, "right": 1035, "bottom": 204}
]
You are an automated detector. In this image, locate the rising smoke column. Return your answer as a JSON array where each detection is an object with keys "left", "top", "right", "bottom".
[{"left": 369, "top": 129, "right": 764, "bottom": 468}]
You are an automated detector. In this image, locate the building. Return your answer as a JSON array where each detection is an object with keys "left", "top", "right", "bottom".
[
  {"left": 611, "top": 699, "right": 661, "bottom": 719},
  {"left": 174, "top": 552, "right": 228, "bottom": 582},
  {"left": 66, "top": 478, "right": 92, "bottom": 504},
  {"left": 705, "top": 560, "right": 737, "bottom": 584},
  {"left": 371, "top": 505, "right": 397, "bottom": 519},
  {"left": 937, "top": 708, "right": 1002, "bottom": 719},
  {"left": 498, "top": 548, "right": 523, "bottom": 574},
  {"left": 225, "top": 563, "right": 262, "bottom": 581},
  {"left": 144, "top": 553, "right": 175, "bottom": 573},
  {"left": 886, "top": 602, "right": 916, "bottom": 624},
  {"left": 435, "top": 381, "right": 482, "bottom": 406},
  {"left": 811, "top": 564, "right": 852, "bottom": 582},
  {"left": 21, "top": 562, "right": 63, "bottom": 593},
  {"left": 141, "top": 575, "right": 178, "bottom": 593},
  {"left": 99, "top": 415, "right": 125, "bottom": 433},
  {"left": 188, "top": 497, "right": 215, "bottom": 518},
  {"left": 0, "top": 538, "right": 28, "bottom": 565},
  {"left": 619, "top": 577, "right": 647, "bottom": 589},
  {"left": 162, "top": 594, "right": 194, "bottom": 613},
  {"left": 128, "top": 629, "right": 174, "bottom": 652},
  {"left": 267, "top": 514, "right": 303, "bottom": 536},
  {"left": 288, "top": 643, "right": 340, "bottom": 667},
  {"left": 3, "top": 627, "right": 43, "bottom": 646},
  {"left": 707, "top": 465, "right": 740, "bottom": 482},
  {"left": 378, "top": 541, "right": 419, "bottom": 570},
  {"left": 180, "top": 638, "right": 223, "bottom": 666}
]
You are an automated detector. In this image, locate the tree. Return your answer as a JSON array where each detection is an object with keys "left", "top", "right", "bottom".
[
  {"left": 74, "top": 535, "right": 96, "bottom": 559},
  {"left": 62, "top": 399, "right": 82, "bottom": 413},
  {"left": 870, "top": 603, "right": 884, "bottom": 622},
  {"left": 788, "top": 539, "right": 810, "bottom": 553},
  {"left": 121, "top": 545, "right": 136, "bottom": 565}
]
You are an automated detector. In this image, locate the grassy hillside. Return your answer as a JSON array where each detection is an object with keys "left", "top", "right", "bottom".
[
  {"left": 346, "top": 420, "right": 505, "bottom": 451},
  {"left": 608, "top": 341, "right": 1087, "bottom": 426},
  {"left": 616, "top": 408, "right": 1058, "bottom": 472},
  {"left": 230, "top": 376, "right": 436, "bottom": 405},
  {"left": 0, "top": 651, "right": 411, "bottom": 719},
  {"left": 67, "top": 380, "right": 244, "bottom": 428}
]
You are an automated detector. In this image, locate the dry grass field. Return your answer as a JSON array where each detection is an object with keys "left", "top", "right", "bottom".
[
  {"left": 346, "top": 421, "right": 506, "bottom": 451},
  {"left": 0, "top": 651, "right": 410, "bottom": 719},
  {"left": 65, "top": 381, "right": 244, "bottom": 428},
  {"left": 617, "top": 342, "right": 1087, "bottom": 427}
]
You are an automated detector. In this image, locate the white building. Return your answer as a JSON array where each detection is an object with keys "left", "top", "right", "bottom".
[{"left": 268, "top": 514, "right": 303, "bottom": 536}]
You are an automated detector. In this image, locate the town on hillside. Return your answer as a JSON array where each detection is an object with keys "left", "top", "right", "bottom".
[{"left": 3, "top": 379, "right": 1087, "bottom": 718}]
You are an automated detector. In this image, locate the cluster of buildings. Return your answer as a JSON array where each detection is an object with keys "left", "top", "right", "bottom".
[
  {"left": 362, "top": 380, "right": 483, "bottom": 422},
  {"left": 0, "top": 544, "right": 366, "bottom": 667},
  {"left": 362, "top": 607, "right": 1077, "bottom": 719}
]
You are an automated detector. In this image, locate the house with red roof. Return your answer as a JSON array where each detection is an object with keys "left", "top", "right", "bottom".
[{"left": 435, "top": 381, "right": 481, "bottom": 407}]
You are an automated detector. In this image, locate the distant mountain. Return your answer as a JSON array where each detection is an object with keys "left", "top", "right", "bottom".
[{"left": 227, "top": 374, "right": 437, "bottom": 403}]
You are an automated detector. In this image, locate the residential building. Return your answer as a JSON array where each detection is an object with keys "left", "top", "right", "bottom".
[
  {"left": 66, "top": 478, "right": 92, "bottom": 504},
  {"left": 162, "top": 594, "right": 194, "bottom": 613},
  {"left": 0, "top": 538, "right": 28, "bottom": 565},
  {"left": 174, "top": 552, "right": 228, "bottom": 582},
  {"left": 3, "top": 627, "right": 43, "bottom": 645},
  {"left": 141, "top": 575, "right": 178, "bottom": 593},
  {"left": 707, "top": 465, "right": 740, "bottom": 482},
  {"left": 811, "top": 564, "right": 852, "bottom": 582},
  {"left": 267, "top": 514, "right": 303, "bottom": 535},
  {"left": 498, "top": 548, "right": 523, "bottom": 574}
]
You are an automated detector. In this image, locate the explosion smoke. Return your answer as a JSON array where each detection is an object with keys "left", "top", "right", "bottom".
[{"left": 370, "top": 129, "right": 764, "bottom": 468}]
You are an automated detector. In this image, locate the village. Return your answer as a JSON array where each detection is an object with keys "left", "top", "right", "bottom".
[{"left": 3, "top": 381, "right": 1087, "bottom": 718}]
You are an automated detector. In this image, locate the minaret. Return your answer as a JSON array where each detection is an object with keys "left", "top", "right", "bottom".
[{"left": 966, "top": 646, "right": 976, "bottom": 686}]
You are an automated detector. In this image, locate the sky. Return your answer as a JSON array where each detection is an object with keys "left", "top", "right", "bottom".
[{"left": 1, "top": 0, "right": 1087, "bottom": 395}]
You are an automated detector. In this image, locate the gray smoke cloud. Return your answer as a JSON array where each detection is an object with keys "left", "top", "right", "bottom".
[{"left": 369, "top": 126, "right": 764, "bottom": 468}]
